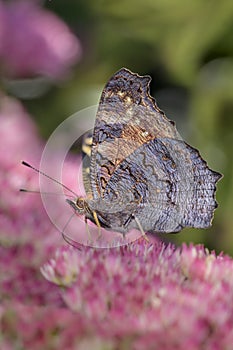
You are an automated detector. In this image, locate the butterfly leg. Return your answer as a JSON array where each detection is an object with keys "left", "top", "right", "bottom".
[
  {"left": 85, "top": 216, "right": 92, "bottom": 241},
  {"left": 134, "top": 216, "right": 149, "bottom": 242},
  {"left": 92, "top": 211, "right": 102, "bottom": 239}
]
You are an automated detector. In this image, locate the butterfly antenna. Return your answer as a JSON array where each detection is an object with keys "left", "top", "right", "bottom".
[
  {"left": 21, "top": 161, "right": 77, "bottom": 197},
  {"left": 19, "top": 188, "right": 74, "bottom": 198}
]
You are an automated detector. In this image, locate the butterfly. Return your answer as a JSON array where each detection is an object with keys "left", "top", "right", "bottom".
[{"left": 64, "top": 68, "right": 222, "bottom": 238}]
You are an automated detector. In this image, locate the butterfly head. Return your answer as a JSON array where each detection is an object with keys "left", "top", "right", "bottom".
[{"left": 66, "top": 197, "right": 89, "bottom": 215}]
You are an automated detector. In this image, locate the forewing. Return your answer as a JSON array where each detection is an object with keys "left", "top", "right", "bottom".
[{"left": 90, "top": 68, "right": 182, "bottom": 199}]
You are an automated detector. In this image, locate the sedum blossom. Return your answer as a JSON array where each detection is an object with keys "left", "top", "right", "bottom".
[{"left": 39, "top": 240, "right": 233, "bottom": 349}]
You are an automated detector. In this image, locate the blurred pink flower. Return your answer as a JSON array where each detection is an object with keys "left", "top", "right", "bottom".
[
  {"left": 0, "top": 97, "right": 56, "bottom": 310},
  {"left": 1, "top": 302, "right": 114, "bottom": 350},
  {"left": 0, "top": 94, "right": 79, "bottom": 247},
  {"left": 0, "top": 95, "right": 52, "bottom": 247},
  {"left": 0, "top": 244, "right": 63, "bottom": 306},
  {"left": 0, "top": 2, "right": 4, "bottom": 56},
  {"left": 0, "top": 0, "right": 81, "bottom": 79},
  {"left": 39, "top": 241, "right": 233, "bottom": 349},
  {"left": 0, "top": 95, "right": 78, "bottom": 306}
]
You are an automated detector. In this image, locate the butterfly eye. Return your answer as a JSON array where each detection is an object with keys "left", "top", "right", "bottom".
[{"left": 76, "top": 198, "right": 85, "bottom": 210}]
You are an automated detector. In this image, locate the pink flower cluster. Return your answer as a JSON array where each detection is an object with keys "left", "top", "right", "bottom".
[
  {"left": 0, "top": 0, "right": 81, "bottom": 79},
  {"left": 39, "top": 241, "right": 233, "bottom": 349}
]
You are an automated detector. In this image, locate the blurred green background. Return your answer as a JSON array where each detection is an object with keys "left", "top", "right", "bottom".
[{"left": 11, "top": 0, "right": 233, "bottom": 253}]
